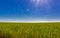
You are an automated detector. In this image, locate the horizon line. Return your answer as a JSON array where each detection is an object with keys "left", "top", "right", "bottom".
[{"left": 0, "top": 21, "right": 60, "bottom": 23}]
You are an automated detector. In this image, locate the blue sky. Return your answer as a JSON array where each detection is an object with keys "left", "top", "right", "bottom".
[{"left": 0, "top": 0, "right": 60, "bottom": 21}]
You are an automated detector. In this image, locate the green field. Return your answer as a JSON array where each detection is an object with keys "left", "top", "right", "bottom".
[{"left": 0, "top": 22, "right": 60, "bottom": 38}]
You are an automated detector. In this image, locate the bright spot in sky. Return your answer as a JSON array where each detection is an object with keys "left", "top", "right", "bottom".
[
  {"left": 32, "top": 0, "right": 40, "bottom": 5},
  {"left": 27, "top": 9, "right": 30, "bottom": 11},
  {"left": 31, "top": 0, "right": 49, "bottom": 6},
  {"left": 33, "top": 0, "right": 40, "bottom": 2},
  {"left": 30, "top": 0, "right": 52, "bottom": 10}
]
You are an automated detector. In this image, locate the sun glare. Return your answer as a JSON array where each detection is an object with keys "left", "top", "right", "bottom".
[
  {"left": 31, "top": 0, "right": 49, "bottom": 6},
  {"left": 30, "top": 0, "right": 53, "bottom": 9}
]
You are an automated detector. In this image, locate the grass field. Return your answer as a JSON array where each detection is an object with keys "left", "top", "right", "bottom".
[{"left": 0, "top": 22, "right": 60, "bottom": 38}]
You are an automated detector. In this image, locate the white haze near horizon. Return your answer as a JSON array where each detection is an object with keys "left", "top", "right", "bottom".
[{"left": 0, "top": 20, "right": 60, "bottom": 23}]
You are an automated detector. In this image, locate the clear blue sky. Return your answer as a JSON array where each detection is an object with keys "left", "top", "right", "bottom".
[{"left": 0, "top": 0, "right": 60, "bottom": 21}]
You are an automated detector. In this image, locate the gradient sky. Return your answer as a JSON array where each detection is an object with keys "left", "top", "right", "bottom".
[{"left": 0, "top": 0, "right": 60, "bottom": 21}]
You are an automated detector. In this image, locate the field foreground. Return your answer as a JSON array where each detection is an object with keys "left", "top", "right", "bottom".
[{"left": 0, "top": 23, "right": 60, "bottom": 38}]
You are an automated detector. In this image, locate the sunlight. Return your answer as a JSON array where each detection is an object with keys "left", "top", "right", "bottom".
[{"left": 31, "top": 0, "right": 49, "bottom": 6}]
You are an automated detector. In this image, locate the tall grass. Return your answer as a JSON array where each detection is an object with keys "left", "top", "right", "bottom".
[{"left": 0, "top": 23, "right": 60, "bottom": 38}]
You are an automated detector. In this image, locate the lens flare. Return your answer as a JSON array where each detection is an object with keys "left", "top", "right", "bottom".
[{"left": 30, "top": 0, "right": 52, "bottom": 8}]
